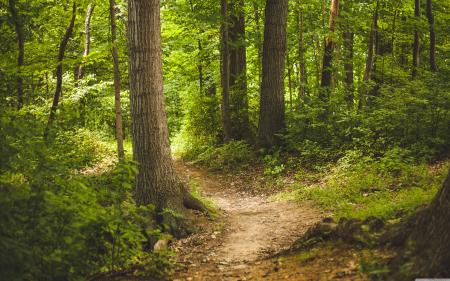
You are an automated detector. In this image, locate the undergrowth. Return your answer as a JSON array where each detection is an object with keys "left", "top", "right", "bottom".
[{"left": 275, "top": 148, "right": 448, "bottom": 220}]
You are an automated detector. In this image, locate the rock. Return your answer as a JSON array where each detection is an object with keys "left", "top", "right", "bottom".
[
  {"left": 153, "top": 239, "right": 168, "bottom": 252},
  {"left": 363, "top": 216, "right": 385, "bottom": 232},
  {"left": 322, "top": 217, "right": 335, "bottom": 223}
]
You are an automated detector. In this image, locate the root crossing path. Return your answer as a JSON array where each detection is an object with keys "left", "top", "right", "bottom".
[{"left": 172, "top": 162, "right": 325, "bottom": 281}]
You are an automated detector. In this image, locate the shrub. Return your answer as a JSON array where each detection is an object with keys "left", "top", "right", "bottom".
[{"left": 195, "top": 140, "right": 255, "bottom": 171}]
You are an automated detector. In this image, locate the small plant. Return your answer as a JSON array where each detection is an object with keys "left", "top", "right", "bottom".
[
  {"left": 195, "top": 140, "right": 255, "bottom": 171},
  {"left": 263, "top": 151, "right": 285, "bottom": 177}
]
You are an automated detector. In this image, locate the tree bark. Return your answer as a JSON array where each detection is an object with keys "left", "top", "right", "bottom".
[
  {"left": 220, "top": 0, "right": 232, "bottom": 141},
  {"left": 8, "top": 0, "right": 24, "bottom": 110},
  {"left": 412, "top": 0, "right": 420, "bottom": 78},
  {"left": 257, "top": 0, "right": 288, "bottom": 148},
  {"left": 320, "top": 0, "right": 339, "bottom": 100},
  {"left": 77, "top": 4, "right": 94, "bottom": 80},
  {"left": 409, "top": 169, "right": 450, "bottom": 277},
  {"left": 363, "top": 0, "right": 379, "bottom": 82},
  {"left": 44, "top": 2, "right": 77, "bottom": 140},
  {"left": 229, "top": 0, "right": 249, "bottom": 140},
  {"left": 253, "top": 2, "right": 262, "bottom": 87},
  {"left": 127, "top": 0, "right": 204, "bottom": 211},
  {"left": 109, "top": 0, "right": 124, "bottom": 159},
  {"left": 297, "top": 4, "right": 307, "bottom": 98},
  {"left": 287, "top": 52, "right": 293, "bottom": 113},
  {"left": 342, "top": 0, "right": 354, "bottom": 107},
  {"left": 426, "top": 0, "right": 437, "bottom": 72}
]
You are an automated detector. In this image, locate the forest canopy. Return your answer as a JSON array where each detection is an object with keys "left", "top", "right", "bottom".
[{"left": 0, "top": 0, "right": 449, "bottom": 280}]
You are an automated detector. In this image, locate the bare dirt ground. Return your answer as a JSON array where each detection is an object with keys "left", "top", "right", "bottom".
[{"left": 171, "top": 162, "right": 368, "bottom": 281}]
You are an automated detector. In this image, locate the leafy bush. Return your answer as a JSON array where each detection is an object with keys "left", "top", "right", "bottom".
[
  {"left": 0, "top": 115, "right": 169, "bottom": 280},
  {"left": 194, "top": 140, "right": 255, "bottom": 171},
  {"left": 263, "top": 151, "right": 286, "bottom": 177}
]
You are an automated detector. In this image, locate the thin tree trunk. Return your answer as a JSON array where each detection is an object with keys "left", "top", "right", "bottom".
[
  {"left": 220, "top": 0, "right": 232, "bottom": 141},
  {"left": 412, "top": 0, "right": 420, "bottom": 78},
  {"left": 109, "top": 0, "right": 124, "bottom": 159},
  {"left": 426, "top": 0, "right": 437, "bottom": 72},
  {"left": 342, "top": 1, "right": 354, "bottom": 107},
  {"left": 77, "top": 4, "right": 94, "bottom": 80},
  {"left": 253, "top": 2, "right": 262, "bottom": 86},
  {"left": 8, "top": 0, "right": 24, "bottom": 109},
  {"left": 287, "top": 52, "right": 293, "bottom": 113},
  {"left": 198, "top": 38, "right": 203, "bottom": 95},
  {"left": 127, "top": 0, "right": 204, "bottom": 211},
  {"left": 44, "top": 3, "right": 77, "bottom": 140},
  {"left": 229, "top": 0, "right": 249, "bottom": 139},
  {"left": 297, "top": 2, "right": 307, "bottom": 98},
  {"left": 320, "top": 0, "right": 339, "bottom": 100},
  {"left": 363, "top": 0, "right": 379, "bottom": 81},
  {"left": 257, "top": 0, "right": 288, "bottom": 148}
]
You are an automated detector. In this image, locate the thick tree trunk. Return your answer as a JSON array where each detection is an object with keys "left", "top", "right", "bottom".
[
  {"left": 127, "top": 0, "right": 204, "bottom": 211},
  {"left": 229, "top": 0, "right": 249, "bottom": 140},
  {"left": 257, "top": 0, "right": 288, "bottom": 148},
  {"left": 320, "top": 0, "right": 339, "bottom": 100},
  {"left": 297, "top": 2, "right": 307, "bottom": 98},
  {"left": 426, "top": 0, "right": 437, "bottom": 72},
  {"left": 8, "top": 0, "right": 24, "bottom": 110},
  {"left": 77, "top": 4, "right": 94, "bottom": 80},
  {"left": 412, "top": 0, "right": 420, "bottom": 78},
  {"left": 44, "top": 3, "right": 77, "bottom": 140},
  {"left": 409, "top": 170, "right": 450, "bottom": 277},
  {"left": 220, "top": 0, "right": 232, "bottom": 141},
  {"left": 363, "top": 0, "right": 379, "bottom": 82},
  {"left": 109, "top": 0, "right": 124, "bottom": 159}
]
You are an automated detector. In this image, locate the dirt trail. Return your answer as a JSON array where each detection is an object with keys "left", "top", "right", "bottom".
[{"left": 172, "top": 162, "right": 332, "bottom": 280}]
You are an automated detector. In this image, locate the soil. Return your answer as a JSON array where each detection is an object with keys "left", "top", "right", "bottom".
[{"left": 171, "top": 162, "right": 369, "bottom": 281}]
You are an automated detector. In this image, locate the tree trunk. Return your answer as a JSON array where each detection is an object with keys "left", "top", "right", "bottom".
[
  {"left": 287, "top": 52, "right": 293, "bottom": 113},
  {"left": 8, "top": 0, "right": 24, "bottom": 110},
  {"left": 363, "top": 0, "right": 379, "bottom": 82},
  {"left": 412, "top": 0, "right": 420, "bottom": 78},
  {"left": 229, "top": 0, "right": 249, "bottom": 140},
  {"left": 297, "top": 2, "right": 307, "bottom": 98},
  {"left": 342, "top": 0, "right": 354, "bottom": 107},
  {"left": 253, "top": 2, "right": 262, "bottom": 87},
  {"left": 188, "top": 0, "right": 204, "bottom": 96},
  {"left": 220, "top": 0, "right": 232, "bottom": 141},
  {"left": 77, "top": 4, "right": 94, "bottom": 80},
  {"left": 109, "top": 0, "right": 124, "bottom": 159},
  {"left": 44, "top": 2, "right": 77, "bottom": 140},
  {"left": 127, "top": 0, "right": 204, "bottom": 211},
  {"left": 426, "top": 0, "right": 437, "bottom": 72},
  {"left": 320, "top": 0, "right": 339, "bottom": 100},
  {"left": 409, "top": 170, "right": 450, "bottom": 277},
  {"left": 257, "top": 0, "right": 288, "bottom": 148}
]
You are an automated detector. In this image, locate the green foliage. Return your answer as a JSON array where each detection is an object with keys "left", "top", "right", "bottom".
[
  {"left": 262, "top": 151, "right": 286, "bottom": 177},
  {"left": 0, "top": 115, "right": 168, "bottom": 280},
  {"left": 285, "top": 148, "right": 449, "bottom": 220},
  {"left": 190, "top": 180, "right": 218, "bottom": 216},
  {"left": 193, "top": 140, "right": 255, "bottom": 171}
]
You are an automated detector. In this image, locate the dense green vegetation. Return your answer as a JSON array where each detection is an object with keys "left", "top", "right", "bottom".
[{"left": 0, "top": 0, "right": 449, "bottom": 279}]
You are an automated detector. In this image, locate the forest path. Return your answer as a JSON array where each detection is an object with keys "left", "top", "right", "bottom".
[{"left": 171, "top": 161, "right": 332, "bottom": 281}]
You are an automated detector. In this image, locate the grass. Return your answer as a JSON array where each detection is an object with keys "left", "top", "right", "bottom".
[
  {"left": 189, "top": 180, "right": 219, "bottom": 217},
  {"left": 275, "top": 155, "right": 449, "bottom": 221}
]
